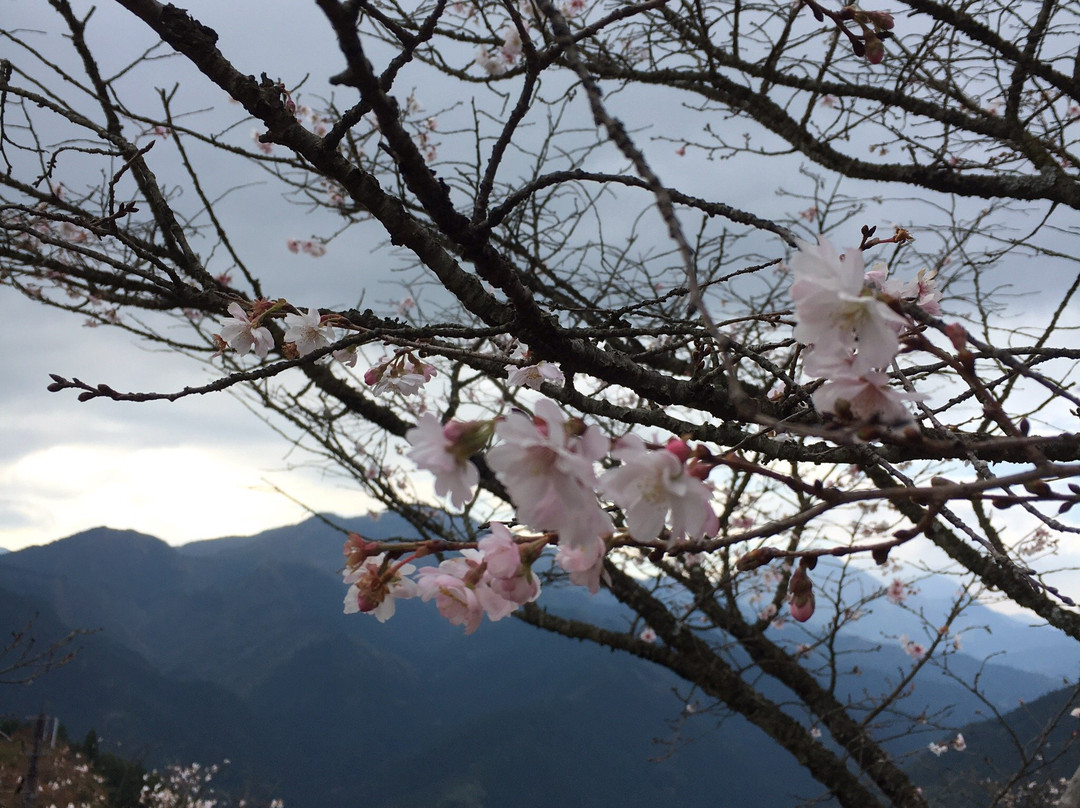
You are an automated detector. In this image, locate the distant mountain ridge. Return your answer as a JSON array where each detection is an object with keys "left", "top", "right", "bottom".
[{"left": 1, "top": 516, "right": 1075, "bottom": 807}]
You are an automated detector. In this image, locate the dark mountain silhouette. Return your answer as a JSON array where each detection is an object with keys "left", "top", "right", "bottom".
[{"left": 0, "top": 516, "right": 1073, "bottom": 807}]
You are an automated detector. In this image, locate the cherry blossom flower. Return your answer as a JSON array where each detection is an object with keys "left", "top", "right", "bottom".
[
  {"left": 813, "top": 371, "right": 921, "bottom": 425},
  {"left": 885, "top": 578, "right": 908, "bottom": 604},
  {"left": 507, "top": 360, "right": 564, "bottom": 390},
  {"left": 928, "top": 741, "right": 948, "bottom": 757},
  {"left": 866, "top": 264, "right": 943, "bottom": 316},
  {"left": 475, "top": 47, "right": 506, "bottom": 76},
  {"left": 561, "top": 0, "right": 586, "bottom": 17},
  {"left": 365, "top": 354, "right": 437, "bottom": 397},
  {"left": 417, "top": 558, "right": 487, "bottom": 634},
  {"left": 639, "top": 626, "right": 657, "bottom": 643},
  {"left": 283, "top": 308, "right": 335, "bottom": 356},
  {"left": 343, "top": 553, "right": 418, "bottom": 622},
  {"left": 952, "top": 733, "right": 966, "bottom": 752},
  {"left": 218, "top": 302, "right": 274, "bottom": 358},
  {"left": 478, "top": 523, "right": 541, "bottom": 605},
  {"left": 405, "top": 414, "right": 488, "bottom": 509},
  {"left": 555, "top": 534, "right": 607, "bottom": 594},
  {"left": 767, "top": 380, "right": 787, "bottom": 402},
  {"left": 333, "top": 345, "right": 360, "bottom": 367},
  {"left": 487, "top": 398, "right": 612, "bottom": 550},
  {"left": 417, "top": 552, "right": 517, "bottom": 632},
  {"left": 790, "top": 236, "right": 908, "bottom": 377},
  {"left": 900, "top": 635, "right": 927, "bottom": 660},
  {"left": 500, "top": 24, "right": 525, "bottom": 64},
  {"left": 478, "top": 522, "right": 524, "bottom": 579},
  {"left": 600, "top": 435, "right": 718, "bottom": 544}
]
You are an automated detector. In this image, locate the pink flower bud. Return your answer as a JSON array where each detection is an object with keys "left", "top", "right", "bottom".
[
  {"left": 354, "top": 590, "right": 381, "bottom": 613},
  {"left": 788, "top": 564, "right": 816, "bottom": 622},
  {"left": 864, "top": 35, "right": 885, "bottom": 64},
  {"left": 665, "top": 437, "right": 692, "bottom": 464},
  {"left": 343, "top": 533, "right": 380, "bottom": 568},
  {"left": 868, "top": 10, "right": 895, "bottom": 30},
  {"left": 364, "top": 365, "right": 384, "bottom": 386},
  {"left": 945, "top": 323, "right": 968, "bottom": 351},
  {"left": 790, "top": 592, "right": 816, "bottom": 622}
]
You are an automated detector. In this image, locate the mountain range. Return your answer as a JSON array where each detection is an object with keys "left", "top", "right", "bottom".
[{"left": 1, "top": 515, "right": 1078, "bottom": 807}]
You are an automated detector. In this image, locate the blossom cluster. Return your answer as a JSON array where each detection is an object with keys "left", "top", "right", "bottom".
[
  {"left": 342, "top": 524, "right": 542, "bottom": 634},
  {"left": 215, "top": 232, "right": 950, "bottom": 637},
  {"left": 789, "top": 235, "right": 941, "bottom": 426},
  {"left": 340, "top": 397, "right": 724, "bottom": 631},
  {"left": 216, "top": 301, "right": 338, "bottom": 360},
  {"left": 927, "top": 733, "right": 966, "bottom": 756}
]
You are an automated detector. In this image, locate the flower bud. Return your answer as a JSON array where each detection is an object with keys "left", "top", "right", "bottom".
[
  {"left": 665, "top": 437, "right": 692, "bottom": 464},
  {"left": 444, "top": 420, "right": 494, "bottom": 462},
  {"left": 343, "top": 533, "right": 379, "bottom": 568},
  {"left": 864, "top": 35, "right": 885, "bottom": 64},
  {"left": 788, "top": 563, "right": 816, "bottom": 622},
  {"left": 867, "top": 10, "right": 895, "bottom": 30},
  {"left": 363, "top": 365, "right": 384, "bottom": 386}
]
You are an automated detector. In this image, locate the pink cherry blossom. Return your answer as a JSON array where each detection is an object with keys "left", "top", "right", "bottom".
[
  {"left": 333, "top": 345, "right": 360, "bottom": 367},
  {"left": 343, "top": 554, "right": 418, "bottom": 622},
  {"left": 813, "top": 371, "right": 922, "bottom": 425},
  {"left": 417, "top": 552, "right": 517, "bottom": 632},
  {"left": 365, "top": 354, "right": 437, "bottom": 397},
  {"left": 283, "top": 307, "right": 335, "bottom": 356},
  {"left": 486, "top": 398, "right": 612, "bottom": 550},
  {"left": 599, "top": 434, "right": 718, "bottom": 544},
  {"left": 555, "top": 534, "right": 607, "bottom": 593},
  {"left": 405, "top": 413, "right": 485, "bottom": 510},
  {"left": 790, "top": 236, "right": 908, "bottom": 377},
  {"left": 478, "top": 522, "right": 523, "bottom": 579},
  {"left": 507, "top": 360, "right": 564, "bottom": 390},
  {"left": 218, "top": 302, "right": 274, "bottom": 359},
  {"left": 417, "top": 558, "right": 486, "bottom": 634},
  {"left": 475, "top": 47, "right": 506, "bottom": 76},
  {"left": 900, "top": 635, "right": 927, "bottom": 659},
  {"left": 500, "top": 24, "right": 525, "bottom": 64},
  {"left": 885, "top": 578, "right": 908, "bottom": 604},
  {"left": 866, "top": 264, "right": 943, "bottom": 317},
  {"left": 478, "top": 523, "right": 541, "bottom": 605}
]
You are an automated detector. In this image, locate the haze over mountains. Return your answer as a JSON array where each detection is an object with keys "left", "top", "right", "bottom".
[{"left": 2, "top": 516, "right": 1078, "bottom": 807}]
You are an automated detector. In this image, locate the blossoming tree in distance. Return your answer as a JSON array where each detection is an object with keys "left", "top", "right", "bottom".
[{"left": 3, "top": 0, "right": 1080, "bottom": 805}]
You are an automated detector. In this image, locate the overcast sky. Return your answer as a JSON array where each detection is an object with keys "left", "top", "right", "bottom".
[
  {"left": 2, "top": 0, "right": 1076, "bottom": 560},
  {"left": 2, "top": 0, "right": 390, "bottom": 550}
]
